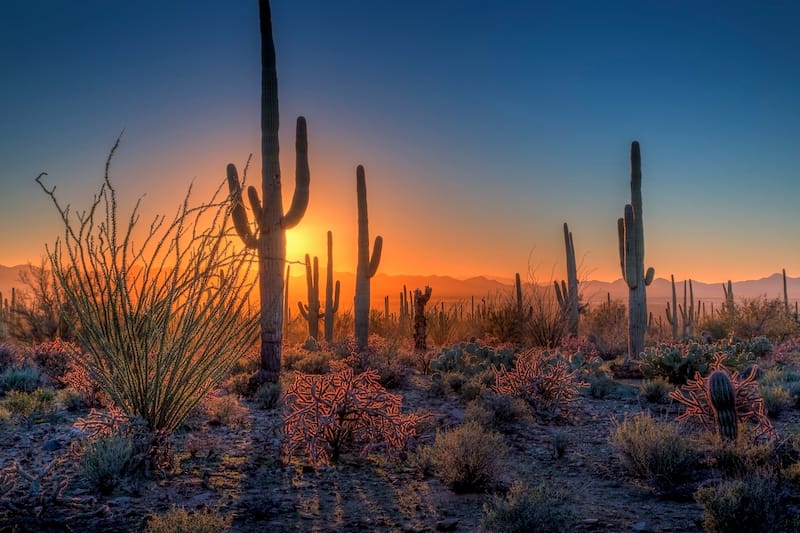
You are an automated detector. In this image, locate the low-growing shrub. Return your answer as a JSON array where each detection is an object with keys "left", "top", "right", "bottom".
[
  {"left": 694, "top": 476, "right": 781, "bottom": 533},
  {"left": 426, "top": 421, "right": 507, "bottom": 493},
  {"left": 222, "top": 372, "right": 251, "bottom": 397},
  {"left": 80, "top": 434, "right": 134, "bottom": 495},
  {"left": 0, "top": 343, "right": 18, "bottom": 372},
  {"left": 30, "top": 338, "right": 83, "bottom": 387},
  {"left": 205, "top": 395, "right": 248, "bottom": 428},
  {"left": 760, "top": 385, "right": 792, "bottom": 419},
  {"left": 551, "top": 429, "right": 570, "bottom": 459},
  {"left": 254, "top": 382, "right": 282, "bottom": 410},
  {"left": 0, "top": 365, "right": 42, "bottom": 393},
  {"left": 478, "top": 480, "right": 574, "bottom": 533},
  {"left": 144, "top": 507, "right": 232, "bottom": 533},
  {"left": 709, "top": 438, "right": 777, "bottom": 479},
  {"left": 609, "top": 413, "right": 698, "bottom": 492},
  {"left": 639, "top": 377, "right": 674, "bottom": 404},
  {"left": 474, "top": 390, "right": 528, "bottom": 427},
  {"left": 1, "top": 388, "right": 56, "bottom": 425}
]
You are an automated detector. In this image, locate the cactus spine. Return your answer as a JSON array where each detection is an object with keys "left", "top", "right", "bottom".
[
  {"left": 298, "top": 254, "right": 321, "bottom": 340},
  {"left": 554, "top": 222, "right": 580, "bottom": 337},
  {"left": 617, "top": 141, "right": 654, "bottom": 361},
  {"left": 354, "top": 165, "right": 383, "bottom": 351},
  {"left": 226, "top": 0, "right": 310, "bottom": 384},
  {"left": 323, "top": 230, "right": 340, "bottom": 343},
  {"left": 709, "top": 370, "right": 738, "bottom": 441}
]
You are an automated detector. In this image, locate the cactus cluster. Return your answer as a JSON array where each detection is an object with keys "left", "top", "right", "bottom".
[
  {"left": 431, "top": 341, "right": 517, "bottom": 377},
  {"left": 665, "top": 276, "right": 701, "bottom": 340},
  {"left": 298, "top": 254, "right": 321, "bottom": 340}
]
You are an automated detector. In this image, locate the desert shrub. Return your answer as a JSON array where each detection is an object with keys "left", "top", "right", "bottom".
[
  {"left": 639, "top": 377, "right": 674, "bottom": 404},
  {"left": 586, "top": 374, "right": 617, "bottom": 399},
  {"left": 293, "top": 351, "right": 333, "bottom": 374},
  {"left": 80, "top": 434, "right": 134, "bottom": 495},
  {"left": 1, "top": 388, "right": 56, "bottom": 425},
  {"left": 478, "top": 480, "right": 573, "bottom": 533},
  {"left": 669, "top": 357, "right": 775, "bottom": 441},
  {"left": 205, "top": 395, "right": 248, "bottom": 428},
  {"left": 583, "top": 298, "right": 627, "bottom": 358},
  {"left": 732, "top": 297, "right": 798, "bottom": 341},
  {"left": 61, "top": 354, "right": 108, "bottom": 408},
  {"left": 609, "top": 413, "right": 698, "bottom": 491},
  {"left": 426, "top": 421, "right": 507, "bottom": 493},
  {"left": 37, "top": 152, "right": 258, "bottom": 435},
  {"left": 492, "top": 349, "right": 585, "bottom": 419},
  {"left": 222, "top": 372, "right": 251, "bottom": 397},
  {"left": 746, "top": 335, "right": 774, "bottom": 358},
  {"left": 431, "top": 340, "right": 516, "bottom": 377},
  {"left": 0, "top": 365, "right": 42, "bottom": 393},
  {"left": 709, "top": 438, "right": 778, "bottom": 479},
  {"left": 474, "top": 390, "right": 528, "bottom": 427},
  {"left": 57, "top": 388, "right": 87, "bottom": 411},
  {"left": 144, "top": 507, "right": 232, "bottom": 533},
  {"left": 641, "top": 341, "right": 756, "bottom": 385},
  {"left": 254, "top": 382, "right": 281, "bottom": 410},
  {"left": 29, "top": 338, "right": 83, "bottom": 387},
  {"left": 760, "top": 385, "right": 792, "bottom": 419},
  {"left": 0, "top": 343, "right": 17, "bottom": 372},
  {"left": 694, "top": 476, "right": 781, "bottom": 533},
  {"left": 282, "top": 367, "right": 419, "bottom": 465}
]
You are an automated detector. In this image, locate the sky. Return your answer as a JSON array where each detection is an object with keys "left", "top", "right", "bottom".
[{"left": 1, "top": 0, "right": 798, "bottom": 283}]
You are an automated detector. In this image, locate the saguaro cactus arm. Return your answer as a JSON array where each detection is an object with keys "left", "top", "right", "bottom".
[
  {"left": 369, "top": 236, "right": 383, "bottom": 278},
  {"left": 282, "top": 117, "right": 310, "bottom": 229},
  {"left": 226, "top": 164, "right": 259, "bottom": 249}
]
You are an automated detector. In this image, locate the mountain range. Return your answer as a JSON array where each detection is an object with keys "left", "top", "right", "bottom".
[{"left": 2, "top": 264, "right": 797, "bottom": 316}]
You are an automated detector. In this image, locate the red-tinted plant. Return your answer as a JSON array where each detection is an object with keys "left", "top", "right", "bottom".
[
  {"left": 668, "top": 354, "right": 775, "bottom": 441},
  {"left": 282, "top": 366, "right": 419, "bottom": 465},
  {"left": 30, "top": 338, "right": 83, "bottom": 387},
  {"left": 492, "top": 349, "right": 586, "bottom": 419}
]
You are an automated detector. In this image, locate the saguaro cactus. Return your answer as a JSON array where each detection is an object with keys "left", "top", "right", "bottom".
[
  {"left": 679, "top": 279, "right": 697, "bottom": 339},
  {"left": 783, "top": 268, "right": 789, "bottom": 314},
  {"left": 323, "top": 230, "right": 340, "bottom": 343},
  {"left": 709, "top": 370, "right": 737, "bottom": 441},
  {"left": 554, "top": 222, "right": 580, "bottom": 337},
  {"left": 226, "top": 0, "right": 310, "bottom": 385},
  {"left": 354, "top": 165, "right": 383, "bottom": 351},
  {"left": 722, "top": 280, "right": 735, "bottom": 316},
  {"left": 413, "top": 286, "right": 433, "bottom": 352},
  {"left": 666, "top": 275, "right": 679, "bottom": 340},
  {"left": 298, "top": 254, "right": 321, "bottom": 340},
  {"left": 617, "top": 141, "right": 654, "bottom": 361}
]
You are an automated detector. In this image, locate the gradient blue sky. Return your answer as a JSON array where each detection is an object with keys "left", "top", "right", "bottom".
[{"left": 1, "top": 1, "right": 798, "bottom": 282}]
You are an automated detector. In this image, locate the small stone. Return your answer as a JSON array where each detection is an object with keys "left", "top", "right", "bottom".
[
  {"left": 42, "top": 439, "right": 62, "bottom": 452},
  {"left": 632, "top": 521, "right": 650, "bottom": 532},
  {"left": 435, "top": 518, "right": 459, "bottom": 531}
]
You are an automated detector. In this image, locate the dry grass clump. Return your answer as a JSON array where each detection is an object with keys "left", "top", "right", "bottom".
[
  {"left": 478, "top": 480, "right": 574, "bottom": 533},
  {"left": 80, "top": 434, "right": 134, "bottom": 495},
  {"left": 609, "top": 413, "right": 698, "bottom": 492},
  {"left": 144, "top": 507, "right": 232, "bottom": 533},
  {"left": 422, "top": 421, "right": 507, "bottom": 493},
  {"left": 694, "top": 476, "right": 781, "bottom": 533}
]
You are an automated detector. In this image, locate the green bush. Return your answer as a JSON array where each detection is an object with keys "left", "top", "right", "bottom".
[
  {"left": 639, "top": 377, "right": 674, "bottom": 404},
  {"left": 426, "top": 421, "right": 507, "bottom": 493},
  {"left": 695, "top": 476, "right": 781, "bottom": 533},
  {"left": 760, "top": 385, "right": 792, "bottom": 419},
  {"left": 0, "top": 365, "right": 42, "bottom": 393},
  {"left": 80, "top": 434, "right": 135, "bottom": 495},
  {"left": 609, "top": 414, "right": 698, "bottom": 491},
  {"left": 1, "top": 388, "right": 56, "bottom": 425},
  {"left": 254, "top": 382, "right": 282, "bottom": 410},
  {"left": 144, "top": 507, "right": 232, "bottom": 533},
  {"left": 478, "top": 481, "right": 574, "bottom": 533}
]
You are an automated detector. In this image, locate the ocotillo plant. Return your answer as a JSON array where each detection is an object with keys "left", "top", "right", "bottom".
[
  {"left": 298, "top": 254, "right": 321, "bottom": 340},
  {"left": 226, "top": 0, "right": 310, "bottom": 384},
  {"left": 323, "top": 230, "right": 340, "bottom": 343},
  {"left": 554, "top": 222, "right": 580, "bottom": 337},
  {"left": 617, "top": 141, "right": 654, "bottom": 361},
  {"left": 354, "top": 165, "right": 383, "bottom": 351},
  {"left": 413, "top": 286, "right": 433, "bottom": 352}
]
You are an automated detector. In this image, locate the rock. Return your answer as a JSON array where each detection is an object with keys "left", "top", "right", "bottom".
[
  {"left": 435, "top": 518, "right": 459, "bottom": 531},
  {"left": 632, "top": 521, "right": 650, "bottom": 532},
  {"left": 42, "top": 439, "right": 62, "bottom": 452}
]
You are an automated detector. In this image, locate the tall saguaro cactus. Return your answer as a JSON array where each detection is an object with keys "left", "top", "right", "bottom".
[
  {"left": 354, "top": 165, "right": 383, "bottom": 351},
  {"left": 555, "top": 222, "right": 580, "bottom": 337},
  {"left": 617, "top": 141, "right": 654, "bottom": 361},
  {"left": 226, "top": 0, "right": 310, "bottom": 384},
  {"left": 324, "top": 230, "right": 340, "bottom": 343}
]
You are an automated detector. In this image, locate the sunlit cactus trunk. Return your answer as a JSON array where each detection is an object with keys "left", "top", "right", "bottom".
[
  {"left": 413, "top": 286, "right": 433, "bottom": 352},
  {"left": 617, "top": 141, "right": 654, "bottom": 361},
  {"left": 354, "top": 165, "right": 383, "bottom": 351},
  {"left": 226, "top": 0, "right": 310, "bottom": 385}
]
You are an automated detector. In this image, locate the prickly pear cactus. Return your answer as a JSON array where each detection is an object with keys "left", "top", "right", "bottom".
[{"left": 709, "top": 370, "right": 737, "bottom": 441}]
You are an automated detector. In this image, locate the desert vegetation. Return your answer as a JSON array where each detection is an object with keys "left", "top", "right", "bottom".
[{"left": 2, "top": 1, "right": 800, "bottom": 532}]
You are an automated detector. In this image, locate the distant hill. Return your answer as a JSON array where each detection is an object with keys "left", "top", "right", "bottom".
[{"left": 1, "top": 263, "right": 797, "bottom": 315}]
